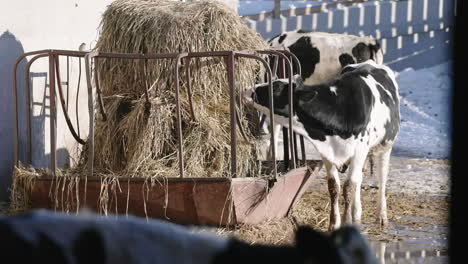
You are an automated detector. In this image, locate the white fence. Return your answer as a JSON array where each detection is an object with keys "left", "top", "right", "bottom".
[{"left": 243, "top": 0, "right": 455, "bottom": 70}]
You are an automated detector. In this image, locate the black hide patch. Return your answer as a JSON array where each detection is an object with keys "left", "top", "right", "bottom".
[
  {"left": 278, "top": 34, "right": 287, "bottom": 44},
  {"left": 368, "top": 68, "right": 400, "bottom": 145},
  {"left": 296, "top": 70, "right": 375, "bottom": 140},
  {"left": 339, "top": 53, "right": 356, "bottom": 68},
  {"left": 73, "top": 228, "right": 107, "bottom": 264},
  {"left": 288, "top": 36, "right": 320, "bottom": 81},
  {"left": 352, "top": 42, "right": 372, "bottom": 63},
  {"left": 250, "top": 63, "right": 399, "bottom": 143},
  {"left": 252, "top": 81, "right": 294, "bottom": 118},
  {"left": 212, "top": 239, "right": 303, "bottom": 264},
  {"left": 0, "top": 221, "right": 68, "bottom": 264},
  {"left": 297, "top": 29, "right": 314, "bottom": 33},
  {"left": 369, "top": 40, "right": 381, "bottom": 61}
]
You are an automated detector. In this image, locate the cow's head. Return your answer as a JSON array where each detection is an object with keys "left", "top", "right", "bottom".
[
  {"left": 244, "top": 75, "right": 308, "bottom": 118},
  {"left": 352, "top": 40, "right": 383, "bottom": 65}
]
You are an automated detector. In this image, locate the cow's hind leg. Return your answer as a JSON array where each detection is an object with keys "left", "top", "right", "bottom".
[
  {"left": 324, "top": 159, "right": 341, "bottom": 231},
  {"left": 343, "top": 152, "right": 367, "bottom": 225},
  {"left": 375, "top": 148, "right": 392, "bottom": 229}
]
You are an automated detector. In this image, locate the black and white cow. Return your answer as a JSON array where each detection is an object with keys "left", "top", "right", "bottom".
[
  {"left": 0, "top": 209, "right": 378, "bottom": 264},
  {"left": 268, "top": 29, "right": 383, "bottom": 85},
  {"left": 262, "top": 30, "right": 383, "bottom": 159},
  {"left": 245, "top": 60, "right": 400, "bottom": 231}
]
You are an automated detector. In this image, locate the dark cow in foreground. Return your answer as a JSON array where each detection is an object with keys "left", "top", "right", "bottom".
[
  {"left": 0, "top": 209, "right": 378, "bottom": 264},
  {"left": 245, "top": 60, "right": 400, "bottom": 231},
  {"left": 262, "top": 30, "right": 383, "bottom": 159}
]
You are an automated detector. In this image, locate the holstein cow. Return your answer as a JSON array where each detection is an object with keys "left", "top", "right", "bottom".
[
  {"left": 262, "top": 30, "right": 383, "bottom": 161},
  {"left": 245, "top": 60, "right": 400, "bottom": 231},
  {"left": 268, "top": 29, "right": 383, "bottom": 84},
  {"left": 0, "top": 209, "right": 378, "bottom": 264}
]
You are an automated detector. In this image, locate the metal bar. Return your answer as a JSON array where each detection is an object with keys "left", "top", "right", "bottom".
[
  {"left": 54, "top": 56, "right": 86, "bottom": 145},
  {"left": 84, "top": 51, "right": 98, "bottom": 177},
  {"left": 13, "top": 50, "right": 51, "bottom": 166},
  {"left": 24, "top": 53, "right": 50, "bottom": 164},
  {"left": 66, "top": 56, "right": 70, "bottom": 112},
  {"left": 258, "top": 50, "right": 296, "bottom": 169},
  {"left": 174, "top": 53, "right": 189, "bottom": 178},
  {"left": 140, "top": 58, "right": 150, "bottom": 104},
  {"left": 76, "top": 57, "right": 82, "bottom": 138},
  {"left": 226, "top": 52, "right": 237, "bottom": 178},
  {"left": 94, "top": 58, "right": 108, "bottom": 121},
  {"left": 235, "top": 53, "right": 276, "bottom": 179},
  {"left": 48, "top": 54, "right": 57, "bottom": 174},
  {"left": 279, "top": 49, "right": 307, "bottom": 164},
  {"left": 185, "top": 57, "right": 196, "bottom": 121}
]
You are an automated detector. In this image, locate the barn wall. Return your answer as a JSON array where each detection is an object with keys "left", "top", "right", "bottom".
[
  {"left": 0, "top": 0, "right": 113, "bottom": 201},
  {"left": 243, "top": 0, "right": 455, "bottom": 71}
]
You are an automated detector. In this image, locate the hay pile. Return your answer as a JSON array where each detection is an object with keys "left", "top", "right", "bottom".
[{"left": 83, "top": 0, "right": 269, "bottom": 178}]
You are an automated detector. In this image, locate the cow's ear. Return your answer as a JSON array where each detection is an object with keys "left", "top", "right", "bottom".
[
  {"left": 352, "top": 42, "right": 372, "bottom": 63},
  {"left": 73, "top": 228, "right": 106, "bottom": 264}
]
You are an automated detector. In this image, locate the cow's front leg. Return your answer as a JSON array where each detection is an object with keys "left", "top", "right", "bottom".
[{"left": 325, "top": 159, "right": 341, "bottom": 231}]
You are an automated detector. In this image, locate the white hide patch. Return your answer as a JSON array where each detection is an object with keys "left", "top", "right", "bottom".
[
  {"left": 330, "top": 86, "right": 338, "bottom": 95},
  {"left": 360, "top": 74, "right": 394, "bottom": 147}
]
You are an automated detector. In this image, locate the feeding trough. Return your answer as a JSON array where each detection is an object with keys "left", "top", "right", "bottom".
[{"left": 11, "top": 48, "right": 321, "bottom": 226}]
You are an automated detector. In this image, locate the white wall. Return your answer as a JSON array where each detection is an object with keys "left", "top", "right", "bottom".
[{"left": 0, "top": 0, "right": 113, "bottom": 201}]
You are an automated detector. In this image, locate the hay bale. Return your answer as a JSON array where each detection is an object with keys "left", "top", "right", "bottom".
[{"left": 82, "top": 0, "right": 269, "bottom": 178}]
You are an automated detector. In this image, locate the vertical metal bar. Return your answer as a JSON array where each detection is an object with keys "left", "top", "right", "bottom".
[
  {"left": 267, "top": 64, "right": 277, "bottom": 179},
  {"left": 84, "top": 53, "right": 95, "bottom": 177},
  {"left": 66, "top": 56, "right": 70, "bottom": 111},
  {"left": 12, "top": 60, "right": 19, "bottom": 167},
  {"left": 94, "top": 58, "right": 107, "bottom": 121},
  {"left": 140, "top": 58, "right": 150, "bottom": 104},
  {"left": 25, "top": 61, "right": 32, "bottom": 165},
  {"left": 226, "top": 52, "right": 237, "bottom": 178},
  {"left": 49, "top": 54, "right": 57, "bottom": 174},
  {"left": 174, "top": 54, "right": 187, "bottom": 178},
  {"left": 286, "top": 62, "right": 297, "bottom": 169},
  {"left": 279, "top": 50, "right": 306, "bottom": 165},
  {"left": 24, "top": 54, "right": 50, "bottom": 165},
  {"left": 185, "top": 57, "right": 196, "bottom": 121}
]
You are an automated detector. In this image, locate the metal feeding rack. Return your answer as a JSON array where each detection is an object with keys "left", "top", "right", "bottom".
[{"left": 12, "top": 49, "right": 321, "bottom": 226}]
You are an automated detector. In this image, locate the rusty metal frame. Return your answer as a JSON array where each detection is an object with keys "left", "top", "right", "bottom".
[{"left": 13, "top": 49, "right": 290, "bottom": 180}]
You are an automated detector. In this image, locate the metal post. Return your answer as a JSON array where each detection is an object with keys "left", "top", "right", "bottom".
[
  {"left": 226, "top": 52, "right": 237, "bottom": 178},
  {"left": 84, "top": 52, "right": 96, "bottom": 177},
  {"left": 48, "top": 54, "right": 57, "bottom": 174},
  {"left": 174, "top": 53, "right": 188, "bottom": 178}
]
